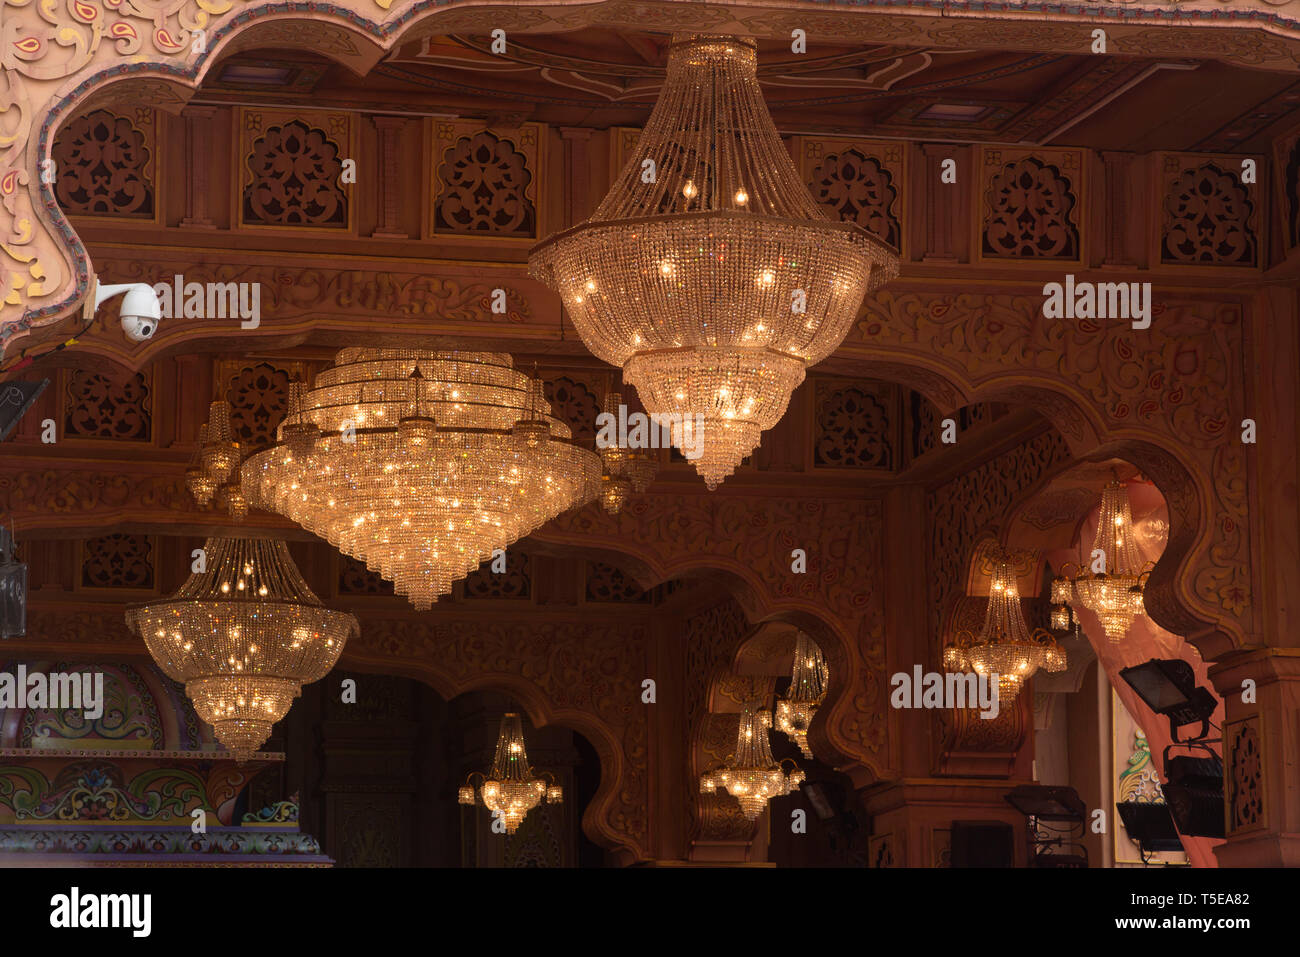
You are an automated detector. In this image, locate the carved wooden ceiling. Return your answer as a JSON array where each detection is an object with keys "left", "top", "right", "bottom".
[{"left": 195, "top": 29, "right": 1300, "bottom": 152}]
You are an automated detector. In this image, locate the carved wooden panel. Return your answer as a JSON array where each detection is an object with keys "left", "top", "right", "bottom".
[
  {"left": 237, "top": 108, "right": 354, "bottom": 231},
  {"left": 51, "top": 107, "right": 156, "bottom": 221},
  {"left": 928, "top": 430, "right": 1073, "bottom": 643},
  {"left": 462, "top": 552, "right": 531, "bottom": 600},
  {"left": 222, "top": 361, "right": 295, "bottom": 451},
  {"left": 977, "top": 147, "right": 1083, "bottom": 262},
  {"left": 336, "top": 554, "right": 395, "bottom": 596},
  {"left": 331, "top": 794, "right": 407, "bottom": 867},
  {"left": 429, "top": 120, "right": 544, "bottom": 240},
  {"left": 1158, "top": 154, "right": 1259, "bottom": 267},
  {"left": 811, "top": 377, "right": 898, "bottom": 471},
  {"left": 543, "top": 374, "right": 602, "bottom": 447},
  {"left": 584, "top": 561, "right": 650, "bottom": 603},
  {"left": 80, "top": 533, "right": 155, "bottom": 592},
  {"left": 63, "top": 365, "right": 152, "bottom": 442},
  {"left": 1226, "top": 716, "right": 1265, "bottom": 834},
  {"left": 796, "top": 137, "right": 904, "bottom": 253},
  {"left": 1271, "top": 127, "right": 1300, "bottom": 251}
]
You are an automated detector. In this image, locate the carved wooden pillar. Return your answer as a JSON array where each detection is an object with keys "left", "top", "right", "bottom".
[
  {"left": 1207, "top": 651, "right": 1300, "bottom": 866},
  {"left": 560, "top": 127, "right": 594, "bottom": 229},
  {"left": 1098, "top": 151, "right": 1136, "bottom": 267},
  {"left": 920, "top": 143, "right": 963, "bottom": 262},
  {"left": 179, "top": 106, "right": 217, "bottom": 230},
  {"left": 371, "top": 116, "right": 409, "bottom": 239}
]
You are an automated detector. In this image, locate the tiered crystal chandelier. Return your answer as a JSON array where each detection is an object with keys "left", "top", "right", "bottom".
[
  {"left": 700, "top": 706, "right": 804, "bottom": 820},
  {"left": 530, "top": 35, "right": 899, "bottom": 490},
  {"left": 775, "top": 632, "right": 828, "bottom": 759},
  {"left": 458, "top": 713, "right": 562, "bottom": 835},
  {"left": 1055, "top": 481, "right": 1152, "bottom": 641},
  {"left": 240, "top": 350, "right": 602, "bottom": 609},
  {"left": 597, "top": 390, "right": 658, "bottom": 515},
  {"left": 944, "top": 553, "right": 1067, "bottom": 701},
  {"left": 125, "top": 537, "right": 357, "bottom": 762}
]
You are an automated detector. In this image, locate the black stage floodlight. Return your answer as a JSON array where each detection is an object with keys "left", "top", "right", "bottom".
[
  {"left": 0, "top": 380, "right": 48, "bottom": 442},
  {"left": 1004, "top": 784, "right": 1086, "bottom": 822},
  {"left": 1120, "top": 658, "right": 1218, "bottom": 742},
  {"left": 1004, "top": 785, "right": 1089, "bottom": 867},
  {"left": 1163, "top": 755, "right": 1225, "bottom": 839},
  {"left": 1117, "top": 800, "right": 1184, "bottom": 855}
]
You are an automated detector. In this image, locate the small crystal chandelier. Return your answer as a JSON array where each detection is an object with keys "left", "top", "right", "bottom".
[
  {"left": 1055, "top": 481, "right": 1152, "bottom": 641},
  {"left": 700, "top": 706, "right": 804, "bottom": 820},
  {"left": 530, "top": 35, "right": 899, "bottom": 490},
  {"left": 597, "top": 390, "right": 657, "bottom": 515},
  {"left": 186, "top": 401, "right": 251, "bottom": 522},
  {"left": 126, "top": 537, "right": 357, "bottom": 762},
  {"left": 240, "top": 350, "right": 602, "bottom": 609},
  {"left": 458, "top": 713, "right": 562, "bottom": 835},
  {"left": 775, "top": 632, "right": 827, "bottom": 759},
  {"left": 944, "top": 553, "right": 1067, "bottom": 701}
]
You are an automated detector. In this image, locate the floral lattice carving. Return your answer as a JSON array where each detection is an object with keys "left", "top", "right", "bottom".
[
  {"left": 81, "top": 533, "right": 154, "bottom": 590},
  {"left": 463, "top": 552, "right": 531, "bottom": 599},
  {"left": 337, "top": 555, "right": 394, "bottom": 596},
  {"left": 225, "top": 362, "right": 294, "bottom": 450},
  {"left": 813, "top": 381, "right": 894, "bottom": 470},
  {"left": 585, "top": 561, "right": 650, "bottom": 603},
  {"left": 983, "top": 156, "right": 1079, "bottom": 259},
  {"left": 1161, "top": 163, "right": 1256, "bottom": 265},
  {"left": 64, "top": 367, "right": 151, "bottom": 441},
  {"left": 436, "top": 131, "right": 536, "bottom": 236},
  {"left": 543, "top": 376, "right": 601, "bottom": 446},
  {"left": 242, "top": 120, "right": 347, "bottom": 227},
  {"left": 52, "top": 110, "right": 153, "bottom": 218},
  {"left": 809, "top": 148, "right": 900, "bottom": 248},
  {"left": 1227, "top": 720, "right": 1264, "bottom": 832}
]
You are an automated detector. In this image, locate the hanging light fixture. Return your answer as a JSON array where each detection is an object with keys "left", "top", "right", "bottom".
[
  {"left": 240, "top": 350, "right": 602, "bottom": 609},
  {"left": 597, "top": 389, "right": 657, "bottom": 515},
  {"left": 775, "top": 632, "right": 827, "bottom": 759},
  {"left": 125, "top": 537, "right": 357, "bottom": 762},
  {"left": 599, "top": 390, "right": 658, "bottom": 495},
  {"left": 187, "top": 402, "right": 251, "bottom": 522},
  {"left": 700, "top": 706, "right": 804, "bottom": 821},
  {"left": 200, "top": 400, "right": 240, "bottom": 487},
  {"left": 1066, "top": 481, "right": 1153, "bottom": 641},
  {"left": 458, "top": 713, "right": 563, "bottom": 835},
  {"left": 944, "top": 553, "right": 1067, "bottom": 701},
  {"left": 185, "top": 423, "right": 218, "bottom": 507},
  {"left": 530, "top": 35, "right": 899, "bottom": 490}
]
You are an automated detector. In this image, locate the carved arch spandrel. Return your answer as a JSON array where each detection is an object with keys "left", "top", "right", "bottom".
[
  {"left": 538, "top": 493, "right": 892, "bottom": 786},
  {"left": 840, "top": 289, "right": 1251, "bottom": 662},
  {"left": 8, "top": 0, "right": 1300, "bottom": 351}
]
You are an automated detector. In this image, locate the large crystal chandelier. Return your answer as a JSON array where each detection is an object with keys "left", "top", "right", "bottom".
[
  {"left": 944, "top": 553, "right": 1067, "bottom": 701},
  {"left": 1058, "top": 481, "right": 1152, "bottom": 641},
  {"left": 458, "top": 713, "right": 562, "bottom": 835},
  {"left": 700, "top": 706, "right": 804, "bottom": 820},
  {"left": 240, "top": 350, "right": 602, "bottom": 609},
  {"left": 530, "top": 35, "right": 899, "bottom": 490},
  {"left": 775, "top": 632, "right": 827, "bottom": 759},
  {"left": 125, "top": 537, "right": 357, "bottom": 762}
]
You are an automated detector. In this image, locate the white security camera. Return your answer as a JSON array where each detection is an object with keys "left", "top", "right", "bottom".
[{"left": 86, "top": 278, "right": 163, "bottom": 342}]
